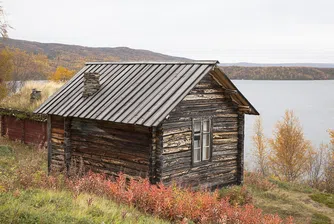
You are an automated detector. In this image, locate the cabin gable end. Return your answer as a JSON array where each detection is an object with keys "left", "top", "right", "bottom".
[{"left": 160, "top": 73, "right": 244, "bottom": 188}]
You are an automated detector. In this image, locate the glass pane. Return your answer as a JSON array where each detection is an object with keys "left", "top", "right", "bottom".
[
  {"left": 194, "top": 148, "right": 201, "bottom": 162},
  {"left": 203, "top": 120, "right": 209, "bottom": 132},
  {"left": 194, "top": 135, "right": 200, "bottom": 148},
  {"left": 203, "top": 147, "right": 210, "bottom": 160},
  {"left": 194, "top": 121, "right": 201, "bottom": 133},
  {"left": 202, "top": 133, "right": 209, "bottom": 147}
]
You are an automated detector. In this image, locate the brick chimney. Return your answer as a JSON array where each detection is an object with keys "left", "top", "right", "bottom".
[{"left": 83, "top": 73, "right": 100, "bottom": 97}]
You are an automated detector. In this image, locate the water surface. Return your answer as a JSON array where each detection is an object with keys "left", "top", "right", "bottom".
[{"left": 233, "top": 80, "right": 334, "bottom": 169}]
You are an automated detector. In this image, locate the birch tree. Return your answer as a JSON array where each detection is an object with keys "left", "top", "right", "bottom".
[
  {"left": 269, "top": 110, "right": 313, "bottom": 182},
  {"left": 252, "top": 117, "right": 269, "bottom": 176}
]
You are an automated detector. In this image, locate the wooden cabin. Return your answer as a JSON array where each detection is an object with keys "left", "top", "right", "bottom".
[{"left": 34, "top": 61, "right": 259, "bottom": 189}]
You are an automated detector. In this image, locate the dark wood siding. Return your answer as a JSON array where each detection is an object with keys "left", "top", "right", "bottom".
[
  {"left": 160, "top": 74, "right": 243, "bottom": 189},
  {"left": 50, "top": 115, "right": 65, "bottom": 171},
  {"left": 69, "top": 118, "right": 151, "bottom": 178}
]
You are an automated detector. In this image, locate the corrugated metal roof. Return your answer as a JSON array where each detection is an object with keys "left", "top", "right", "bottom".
[{"left": 35, "top": 61, "right": 221, "bottom": 127}]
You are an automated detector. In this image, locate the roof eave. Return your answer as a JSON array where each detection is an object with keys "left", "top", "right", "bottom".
[
  {"left": 85, "top": 60, "right": 219, "bottom": 65},
  {"left": 211, "top": 66, "right": 260, "bottom": 116}
]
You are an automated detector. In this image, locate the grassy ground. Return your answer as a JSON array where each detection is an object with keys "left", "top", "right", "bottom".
[
  {"left": 0, "top": 189, "right": 167, "bottom": 224},
  {"left": 0, "top": 138, "right": 167, "bottom": 224},
  {"left": 246, "top": 177, "right": 334, "bottom": 224},
  {"left": 1, "top": 138, "right": 334, "bottom": 223}
]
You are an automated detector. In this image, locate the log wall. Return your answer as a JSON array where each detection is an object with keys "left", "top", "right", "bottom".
[
  {"left": 49, "top": 117, "right": 152, "bottom": 178},
  {"left": 50, "top": 115, "right": 65, "bottom": 171},
  {"left": 160, "top": 74, "right": 244, "bottom": 189}
]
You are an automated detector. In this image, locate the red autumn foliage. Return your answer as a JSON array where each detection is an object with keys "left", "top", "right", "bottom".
[
  {"left": 65, "top": 172, "right": 293, "bottom": 223},
  {"left": 14, "top": 169, "right": 293, "bottom": 224}
]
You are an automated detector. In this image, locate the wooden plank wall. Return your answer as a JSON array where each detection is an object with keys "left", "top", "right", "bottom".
[
  {"left": 160, "top": 74, "right": 243, "bottom": 189},
  {"left": 1, "top": 115, "right": 47, "bottom": 147},
  {"left": 69, "top": 118, "right": 151, "bottom": 178}
]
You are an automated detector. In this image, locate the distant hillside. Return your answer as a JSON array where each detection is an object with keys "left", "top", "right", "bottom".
[
  {"left": 220, "top": 62, "right": 334, "bottom": 68},
  {"left": 220, "top": 66, "right": 334, "bottom": 80},
  {"left": 1, "top": 38, "right": 334, "bottom": 80},
  {"left": 0, "top": 38, "right": 189, "bottom": 73}
]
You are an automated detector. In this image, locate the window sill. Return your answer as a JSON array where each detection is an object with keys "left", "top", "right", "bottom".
[{"left": 192, "top": 159, "right": 212, "bottom": 167}]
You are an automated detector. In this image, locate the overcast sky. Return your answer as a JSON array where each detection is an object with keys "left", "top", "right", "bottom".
[{"left": 2, "top": 0, "right": 334, "bottom": 63}]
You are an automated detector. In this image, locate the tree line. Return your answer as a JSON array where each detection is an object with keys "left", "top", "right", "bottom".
[
  {"left": 252, "top": 110, "right": 334, "bottom": 192},
  {"left": 0, "top": 6, "right": 74, "bottom": 98},
  {"left": 0, "top": 47, "right": 75, "bottom": 81},
  {"left": 222, "top": 66, "right": 334, "bottom": 80}
]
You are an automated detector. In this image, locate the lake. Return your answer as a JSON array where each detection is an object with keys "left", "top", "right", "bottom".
[{"left": 233, "top": 80, "right": 334, "bottom": 170}]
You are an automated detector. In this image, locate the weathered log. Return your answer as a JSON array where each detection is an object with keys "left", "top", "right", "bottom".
[
  {"left": 159, "top": 73, "right": 241, "bottom": 188},
  {"left": 47, "top": 115, "right": 52, "bottom": 174},
  {"left": 237, "top": 113, "right": 245, "bottom": 184},
  {"left": 64, "top": 117, "right": 72, "bottom": 176}
]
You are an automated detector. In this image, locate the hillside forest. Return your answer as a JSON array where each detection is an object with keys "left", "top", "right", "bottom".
[
  {"left": 222, "top": 66, "right": 334, "bottom": 80},
  {"left": 0, "top": 38, "right": 334, "bottom": 82},
  {"left": 0, "top": 38, "right": 186, "bottom": 81}
]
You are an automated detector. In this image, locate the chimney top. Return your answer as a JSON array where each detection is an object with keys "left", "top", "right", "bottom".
[{"left": 83, "top": 73, "right": 100, "bottom": 97}]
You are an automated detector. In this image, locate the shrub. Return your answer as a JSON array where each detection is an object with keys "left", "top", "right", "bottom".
[
  {"left": 218, "top": 186, "right": 253, "bottom": 206},
  {"left": 244, "top": 172, "right": 276, "bottom": 191},
  {"left": 64, "top": 172, "right": 293, "bottom": 224},
  {"left": 66, "top": 171, "right": 111, "bottom": 197},
  {"left": 2, "top": 165, "right": 294, "bottom": 224},
  {"left": 0, "top": 140, "right": 293, "bottom": 223}
]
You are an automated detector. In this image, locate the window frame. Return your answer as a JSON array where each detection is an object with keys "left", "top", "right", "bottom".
[{"left": 191, "top": 117, "right": 213, "bottom": 165}]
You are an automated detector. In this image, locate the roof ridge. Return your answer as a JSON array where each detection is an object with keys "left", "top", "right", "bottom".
[{"left": 85, "top": 60, "right": 219, "bottom": 65}]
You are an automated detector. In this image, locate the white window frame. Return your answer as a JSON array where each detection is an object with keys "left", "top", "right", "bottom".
[{"left": 192, "top": 118, "right": 212, "bottom": 164}]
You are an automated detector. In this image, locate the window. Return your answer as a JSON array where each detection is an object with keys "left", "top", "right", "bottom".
[{"left": 192, "top": 118, "right": 212, "bottom": 163}]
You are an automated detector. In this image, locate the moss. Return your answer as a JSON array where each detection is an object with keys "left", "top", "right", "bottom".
[
  {"left": 0, "top": 108, "right": 47, "bottom": 122},
  {"left": 310, "top": 193, "right": 334, "bottom": 208},
  {"left": 0, "top": 145, "right": 13, "bottom": 156},
  {"left": 311, "top": 213, "right": 331, "bottom": 224}
]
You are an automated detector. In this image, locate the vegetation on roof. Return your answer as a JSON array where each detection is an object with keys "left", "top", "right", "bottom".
[{"left": 0, "top": 81, "right": 63, "bottom": 112}]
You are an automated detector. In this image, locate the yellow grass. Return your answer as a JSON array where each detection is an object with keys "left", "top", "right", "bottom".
[{"left": 0, "top": 81, "right": 64, "bottom": 112}]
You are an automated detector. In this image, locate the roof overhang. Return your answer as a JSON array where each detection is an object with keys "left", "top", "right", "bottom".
[
  {"left": 34, "top": 61, "right": 258, "bottom": 128},
  {"left": 210, "top": 66, "right": 259, "bottom": 115}
]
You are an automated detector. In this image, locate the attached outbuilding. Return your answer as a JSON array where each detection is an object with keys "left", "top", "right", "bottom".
[{"left": 35, "top": 61, "right": 258, "bottom": 189}]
